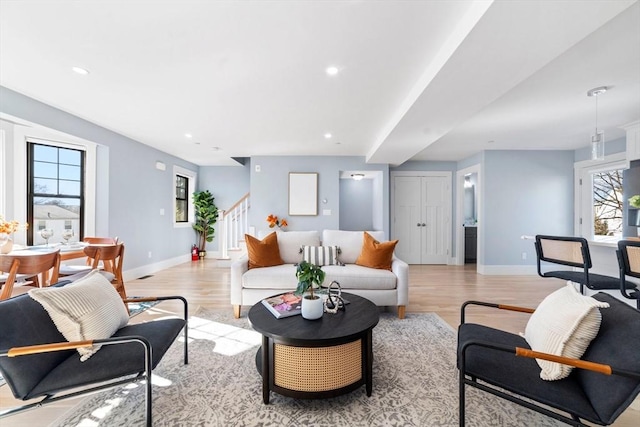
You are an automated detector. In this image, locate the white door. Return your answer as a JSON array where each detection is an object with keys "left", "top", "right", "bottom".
[
  {"left": 392, "top": 174, "right": 451, "bottom": 264},
  {"left": 393, "top": 176, "right": 422, "bottom": 264},
  {"left": 421, "top": 176, "right": 449, "bottom": 263}
]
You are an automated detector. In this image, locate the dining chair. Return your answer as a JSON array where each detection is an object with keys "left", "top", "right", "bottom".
[
  {"left": 59, "top": 236, "right": 120, "bottom": 277},
  {"left": 0, "top": 250, "right": 61, "bottom": 300},
  {"left": 616, "top": 239, "right": 640, "bottom": 309},
  {"left": 82, "top": 236, "right": 119, "bottom": 270},
  {"left": 83, "top": 236, "right": 119, "bottom": 244},
  {"left": 84, "top": 243, "right": 126, "bottom": 301},
  {"left": 533, "top": 235, "right": 634, "bottom": 294}
]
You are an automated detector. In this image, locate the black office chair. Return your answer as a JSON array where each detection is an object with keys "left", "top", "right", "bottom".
[
  {"left": 616, "top": 239, "right": 640, "bottom": 309},
  {"left": 534, "top": 235, "right": 636, "bottom": 294}
]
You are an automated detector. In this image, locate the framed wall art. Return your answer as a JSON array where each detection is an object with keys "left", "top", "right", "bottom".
[{"left": 288, "top": 172, "right": 318, "bottom": 216}]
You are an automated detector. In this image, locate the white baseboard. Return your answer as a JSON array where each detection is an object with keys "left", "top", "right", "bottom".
[
  {"left": 123, "top": 254, "right": 191, "bottom": 282},
  {"left": 477, "top": 264, "right": 537, "bottom": 275}
]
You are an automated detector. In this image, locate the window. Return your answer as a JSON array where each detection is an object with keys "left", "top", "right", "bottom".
[
  {"left": 576, "top": 153, "right": 627, "bottom": 243},
  {"left": 592, "top": 169, "right": 623, "bottom": 238},
  {"left": 27, "top": 142, "right": 84, "bottom": 245},
  {"left": 176, "top": 175, "right": 189, "bottom": 222},
  {"left": 173, "top": 165, "right": 197, "bottom": 226}
]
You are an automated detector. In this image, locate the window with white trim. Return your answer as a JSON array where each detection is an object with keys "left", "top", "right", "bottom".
[
  {"left": 27, "top": 142, "right": 84, "bottom": 245},
  {"left": 576, "top": 154, "right": 627, "bottom": 243},
  {"left": 173, "top": 165, "right": 197, "bottom": 226}
]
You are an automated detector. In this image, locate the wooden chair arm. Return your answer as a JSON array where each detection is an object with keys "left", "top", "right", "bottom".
[
  {"left": 1, "top": 335, "right": 151, "bottom": 358},
  {"left": 461, "top": 300, "right": 535, "bottom": 323},
  {"left": 515, "top": 347, "right": 613, "bottom": 375},
  {"left": 460, "top": 340, "right": 640, "bottom": 380}
]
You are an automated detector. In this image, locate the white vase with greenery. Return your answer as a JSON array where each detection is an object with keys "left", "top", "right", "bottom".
[{"left": 295, "top": 261, "right": 325, "bottom": 320}]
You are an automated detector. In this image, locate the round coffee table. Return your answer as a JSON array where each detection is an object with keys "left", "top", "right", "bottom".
[{"left": 248, "top": 292, "right": 379, "bottom": 403}]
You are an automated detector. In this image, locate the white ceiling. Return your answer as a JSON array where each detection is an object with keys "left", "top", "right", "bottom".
[{"left": 1, "top": 0, "right": 639, "bottom": 166}]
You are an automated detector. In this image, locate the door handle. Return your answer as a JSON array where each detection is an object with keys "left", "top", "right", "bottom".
[
  {"left": 421, "top": 223, "right": 426, "bottom": 227},
  {"left": 417, "top": 223, "right": 421, "bottom": 227}
]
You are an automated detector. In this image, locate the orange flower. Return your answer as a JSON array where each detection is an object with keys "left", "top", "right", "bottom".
[
  {"left": 0, "top": 216, "right": 28, "bottom": 234},
  {"left": 266, "top": 214, "right": 287, "bottom": 229}
]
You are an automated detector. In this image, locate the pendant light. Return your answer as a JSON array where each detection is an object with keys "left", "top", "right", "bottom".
[{"left": 587, "top": 86, "right": 607, "bottom": 160}]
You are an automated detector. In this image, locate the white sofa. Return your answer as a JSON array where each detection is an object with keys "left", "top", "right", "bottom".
[{"left": 231, "top": 230, "right": 409, "bottom": 319}]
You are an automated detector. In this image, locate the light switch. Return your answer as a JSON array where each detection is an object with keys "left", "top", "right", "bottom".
[
  {"left": 323, "top": 209, "right": 331, "bottom": 216},
  {"left": 255, "top": 165, "right": 261, "bottom": 172},
  {"left": 160, "top": 208, "right": 165, "bottom": 216}
]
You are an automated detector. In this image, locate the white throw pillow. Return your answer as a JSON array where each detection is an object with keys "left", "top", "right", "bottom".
[
  {"left": 300, "top": 245, "right": 341, "bottom": 266},
  {"left": 29, "top": 269, "right": 129, "bottom": 361},
  {"left": 523, "top": 282, "right": 609, "bottom": 381}
]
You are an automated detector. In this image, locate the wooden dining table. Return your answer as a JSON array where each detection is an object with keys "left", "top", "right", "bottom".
[{"left": 0, "top": 244, "right": 91, "bottom": 287}]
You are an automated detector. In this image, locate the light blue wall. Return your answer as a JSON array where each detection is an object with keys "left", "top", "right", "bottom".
[
  {"left": 198, "top": 163, "right": 251, "bottom": 251},
  {"left": 574, "top": 136, "right": 626, "bottom": 162},
  {"left": 249, "top": 156, "right": 390, "bottom": 238},
  {"left": 482, "top": 150, "right": 575, "bottom": 266},
  {"left": 339, "top": 178, "right": 373, "bottom": 231},
  {"left": 3, "top": 85, "right": 634, "bottom": 272},
  {"left": 1, "top": 86, "right": 199, "bottom": 269}
]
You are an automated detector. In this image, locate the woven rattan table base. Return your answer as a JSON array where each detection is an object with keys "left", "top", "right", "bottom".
[{"left": 273, "top": 340, "right": 362, "bottom": 392}]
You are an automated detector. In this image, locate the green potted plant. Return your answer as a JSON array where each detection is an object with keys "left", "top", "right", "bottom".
[
  {"left": 192, "top": 190, "right": 219, "bottom": 257},
  {"left": 295, "top": 260, "right": 325, "bottom": 320},
  {"left": 629, "top": 195, "right": 640, "bottom": 209}
]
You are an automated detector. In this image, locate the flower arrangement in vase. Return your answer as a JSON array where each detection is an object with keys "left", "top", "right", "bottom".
[
  {"left": 266, "top": 214, "right": 288, "bottom": 229},
  {"left": 0, "top": 215, "right": 28, "bottom": 254},
  {"left": 294, "top": 260, "right": 325, "bottom": 320}
]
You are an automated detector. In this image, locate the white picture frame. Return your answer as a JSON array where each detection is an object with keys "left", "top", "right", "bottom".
[{"left": 288, "top": 172, "right": 318, "bottom": 216}]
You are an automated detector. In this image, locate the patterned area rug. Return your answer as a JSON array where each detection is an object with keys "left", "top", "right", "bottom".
[
  {"left": 127, "top": 299, "right": 160, "bottom": 317},
  {"left": 52, "top": 310, "right": 563, "bottom": 427}
]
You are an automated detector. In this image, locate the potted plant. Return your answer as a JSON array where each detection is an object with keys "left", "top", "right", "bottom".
[
  {"left": 192, "top": 190, "right": 219, "bottom": 257},
  {"left": 295, "top": 260, "right": 325, "bottom": 320},
  {"left": 630, "top": 195, "right": 640, "bottom": 209}
]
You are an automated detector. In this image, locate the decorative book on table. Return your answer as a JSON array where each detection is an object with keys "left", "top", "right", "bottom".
[{"left": 261, "top": 292, "right": 302, "bottom": 318}]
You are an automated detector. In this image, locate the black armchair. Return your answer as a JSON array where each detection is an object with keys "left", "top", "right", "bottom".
[
  {"left": 0, "top": 290, "right": 188, "bottom": 427},
  {"left": 616, "top": 239, "right": 640, "bottom": 309},
  {"left": 534, "top": 235, "right": 635, "bottom": 294},
  {"left": 458, "top": 293, "right": 640, "bottom": 426}
]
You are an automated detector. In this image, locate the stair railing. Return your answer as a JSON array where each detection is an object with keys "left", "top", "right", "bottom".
[{"left": 219, "top": 193, "right": 250, "bottom": 259}]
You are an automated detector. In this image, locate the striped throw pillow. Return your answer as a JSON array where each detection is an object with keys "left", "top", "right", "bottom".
[
  {"left": 300, "top": 245, "right": 341, "bottom": 266},
  {"left": 29, "top": 269, "right": 129, "bottom": 361}
]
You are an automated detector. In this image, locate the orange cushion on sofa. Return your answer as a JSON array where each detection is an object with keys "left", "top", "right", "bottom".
[
  {"left": 355, "top": 231, "right": 398, "bottom": 271},
  {"left": 245, "top": 232, "right": 284, "bottom": 269}
]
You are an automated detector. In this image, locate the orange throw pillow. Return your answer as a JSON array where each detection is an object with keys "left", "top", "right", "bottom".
[
  {"left": 355, "top": 232, "right": 398, "bottom": 271},
  {"left": 245, "top": 232, "right": 284, "bottom": 269}
]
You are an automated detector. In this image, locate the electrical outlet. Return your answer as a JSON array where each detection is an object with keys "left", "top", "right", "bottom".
[
  {"left": 148, "top": 251, "right": 152, "bottom": 258},
  {"left": 521, "top": 252, "right": 527, "bottom": 260}
]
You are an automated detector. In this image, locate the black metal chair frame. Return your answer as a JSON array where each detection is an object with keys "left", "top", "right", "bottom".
[
  {"left": 458, "top": 299, "right": 640, "bottom": 426},
  {"left": 616, "top": 239, "right": 640, "bottom": 309},
  {"left": 534, "top": 235, "right": 626, "bottom": 294},
  {"left": 0, "top": 295, "right": 189, "bottom": 427}
]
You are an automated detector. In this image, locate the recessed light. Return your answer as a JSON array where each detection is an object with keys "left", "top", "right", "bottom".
[
  {"left": 324, "top": 133, "right": 332, "bottom": 139},
  {"left": 185, "top": 133, "right": 193, "bottom": 139},
  {"left": 326, "top": 66, "right": 339, "bottom": 76},
  {"left": 72, "top": 66, "right": 89, "bottom": 75}
]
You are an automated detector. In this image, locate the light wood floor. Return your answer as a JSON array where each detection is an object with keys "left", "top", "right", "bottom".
[{"left": 2, "top": 262, "right": 638, "bottom": 426}]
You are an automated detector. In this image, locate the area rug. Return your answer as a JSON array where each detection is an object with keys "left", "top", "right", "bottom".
[
  {"left": 127, "top": 299, "right": 161, "bottom": 317},
  {"left": 52, "top": 310, "right": 563, "bottom": 427}
]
